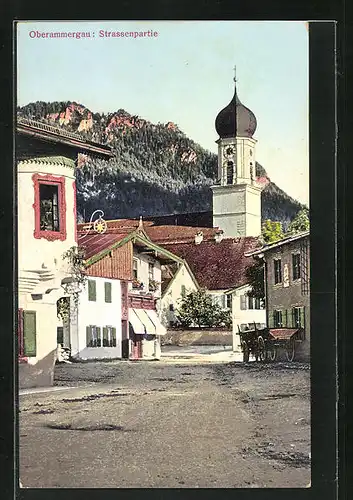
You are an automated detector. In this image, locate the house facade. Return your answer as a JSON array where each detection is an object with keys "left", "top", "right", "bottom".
[
  {"left": 73, "top": 225, "right": 194, "bottom": 360},
  {"left": 16, "top": 118, "right": 113, "bottom": 388},
  {"left": 246, "top": 231, "right": 310, "bottom": 360},
  {"left": 225, "top": 284, "right": 266, "bottom": 352},
  {"left": 159, "top": 262, "right": 199, "bottom": 327}
]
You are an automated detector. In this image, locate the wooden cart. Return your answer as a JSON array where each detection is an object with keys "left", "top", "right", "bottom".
[
  {"left": 267, "top": 327, "right": 305, "bottom": 362},
  {"left": 238, "top": 324, "right": 305, "bottom": 362},
  {"left": 238, "top": 323, "right": 273, "bottom": 362}
]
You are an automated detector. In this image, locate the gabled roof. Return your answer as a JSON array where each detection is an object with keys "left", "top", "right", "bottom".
[
  {"left": 244, "top": 230, "right": 310, "bottom": 257},
  {"left": 78, "top": 230, "right": 131, "bottom": 261},
  {"left": 161, "top": 237, "right": 261, "bottom": 291},
  {"left": 78, "top": 227, "right": 189, "bottom": 268}
]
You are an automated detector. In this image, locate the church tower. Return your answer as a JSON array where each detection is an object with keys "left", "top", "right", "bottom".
[{"left": 211, "top": 70, "right": 262, "bottom": 238}]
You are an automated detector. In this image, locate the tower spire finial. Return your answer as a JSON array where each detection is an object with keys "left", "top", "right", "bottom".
[{"left": 233, "top": 65, "right": 237, "bottom": 84}]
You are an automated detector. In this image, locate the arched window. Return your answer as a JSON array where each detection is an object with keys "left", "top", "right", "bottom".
[
  {"left": 226, "top": 161, "right": 234, "bottom": 185},
  {"left": 250, "top": 162, "right": 254, "bottom": 180}
]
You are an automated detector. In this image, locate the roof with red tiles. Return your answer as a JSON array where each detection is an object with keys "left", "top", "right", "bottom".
[
  {"left": 78, "top": 231, "right": 129, "bottom": 260},
  {"left": 144, "top": 225, "right": 221, "bottom": 244},
  {"left": 160, "top": 237, "right": 261, "bottom": 291}
]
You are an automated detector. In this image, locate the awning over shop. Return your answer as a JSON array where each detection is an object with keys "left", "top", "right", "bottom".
[
  {"left": 146, "top": 309, "right": 167, "bottom": 336},
  {"left": 129, "top": 309, "right": 145, "bottom": 335},
  {"left": 134, "top": 309, "right": 155, "bottom": 335}
]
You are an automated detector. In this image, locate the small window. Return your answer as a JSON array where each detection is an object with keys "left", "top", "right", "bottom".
[
  {"left": 88, "top": 280, "right": 96, "bottom": 302},
  {"left": 148, "top": 263, "right": 154, "bottom": 281},
  {"left": 274, "top": 259, "right": 282, "bottom": 284},
  {"left": 104, "top": 282, "right": 112, "bottom": 303},
  {"left": 292, "top": 253, "right": 301, "bottom": 281},
  {"left": 226, "top": 294, "right": 232, "bottom": 310},
  {"left": 57, "top": 326, "right": 64, "bottom": 345},
  {"left": 103, "top": 326, "right": 117, "bottom": 347},
  {"left": 181, "top": 285, "right": 186, "bottom": 297},
  {"left": 169, "top": 303, "right": 174, "bottom": 312},
  {"left": 248, "top": 296, "right": 254, "bottom": 310},
  {"left": 133, "top": 259, "right": 138, "bottom": 280},
  {"left": 273, "top": 310, "right": 283, "bottom": 327},
  {"left": 39, "top": 184, "right": 60, "bottom": 232},
  {"left": 86, "top": 325, "right": 102, "bottom": 347}
]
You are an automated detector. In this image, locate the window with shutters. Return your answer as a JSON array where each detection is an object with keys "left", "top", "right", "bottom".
[
  {"left": 104, "top": 282, "right": 112, "bottom": 303},
  {"left": 292, "top": 306, "right": 305, "bottom": 328},
  {"left": 240, "top": 295, "right": 247, "bottom": 310},
  {"left": 292, "top": 253, "right": 301, "bottom": 281},
  {"left": 88, "top": 280, "right": 96, "bottom": 301},
  {"left": 248, "top": 296, "right": 263, "bottom": 309},
  {"left": 102, "top": 326, "right": 117, "bottom": 347},
  {"left": 273, "top": 310, "right": 283, "bottom": 328},
  {"left": 273, "top": 259, "right": 282, "bottom": 284},
  {"left": 18, "top": 310, "right": 37, "bottom": 357},
  {"left": 86, "top": 325, "right": 101, "bottom": 347}
]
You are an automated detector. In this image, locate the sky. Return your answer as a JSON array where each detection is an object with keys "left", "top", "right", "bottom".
[{"left": 17, "top": 21, "right": 309, "bottom": 205}]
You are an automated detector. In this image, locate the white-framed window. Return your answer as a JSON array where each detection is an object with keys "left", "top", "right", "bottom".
[
  {"left": 148, "top": 262, "right": 154, "bottom": 281},
  {"left": 103, "top": 326, "right": 117, "bottom": 347},
  {"left": 86, "top": 325, "right": 101, "bottom": 347}
]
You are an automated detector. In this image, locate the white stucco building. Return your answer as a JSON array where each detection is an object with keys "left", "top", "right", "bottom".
[
  {"left": 160, "top": 261, "right": 199, "bottom": 327},
  {"left": 16, "top": 118, "right": 113, "bottom": 388},
  {"left": 225, "top": 284, "right": 266, "bottom": 352},
  {"left": 73, "top": 223, "right": 194, "bottom": 361}
]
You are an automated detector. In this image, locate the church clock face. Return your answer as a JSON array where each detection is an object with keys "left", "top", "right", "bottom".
[{"left": 223, "top": 145, "right": 235, "bottom": 158}]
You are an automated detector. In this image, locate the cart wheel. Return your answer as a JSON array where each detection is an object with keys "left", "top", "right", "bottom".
[
  {"left": 258, "top": 336, "right": 266, "bottom": 362},
  {"left": 241, "top": 342, "right": 249, "bottom": 363},
  {"left": 285, "top": 339, "right": 295, "bottom": 362},
  {"left": 267, "top": 345, "right": 277, "bottom": 362}
]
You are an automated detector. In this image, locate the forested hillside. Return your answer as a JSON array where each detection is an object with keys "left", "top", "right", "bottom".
[{"left": 17, "top": 101, "right": 306, "bottom": 226}]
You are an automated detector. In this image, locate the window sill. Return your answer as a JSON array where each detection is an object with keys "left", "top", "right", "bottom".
[{"left": 33, "top": 229, "right": 66, "bottom": 242}]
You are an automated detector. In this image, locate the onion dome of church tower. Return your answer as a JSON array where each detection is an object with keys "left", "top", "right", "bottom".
[{"left": 215, "top": 69, "right": 257, "bottom": 139}]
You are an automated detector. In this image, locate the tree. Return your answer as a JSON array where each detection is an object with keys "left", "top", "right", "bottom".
[
  {"left": 287, "top": 208, "right": 310, "bottom": 235},
  {"left": 245, "top": 259, "right": 265, "bottom": 302},
  {"left": 262, "top": 219, "right": 284, "bottom": 243},
  {"left": 175, "top": 289, "right": 231, "bottom": 328}
]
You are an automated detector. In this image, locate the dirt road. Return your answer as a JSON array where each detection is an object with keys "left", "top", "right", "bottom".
[{"left": 19, "top": 359, "right": 310, "bottom": 488}]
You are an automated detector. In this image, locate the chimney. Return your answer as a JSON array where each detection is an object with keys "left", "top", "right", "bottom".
[
  {"left": 214, "top": 230, "right": 224, "bottom": 243},
  {"left": 194, "top": 231, "right": 203, "bottom": 245}
]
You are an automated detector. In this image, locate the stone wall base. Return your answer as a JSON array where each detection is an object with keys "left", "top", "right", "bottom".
[
  {"left": 18, "top": 349, "right": 56, "bottom": 389},
  {"left": 161, "top": 329, "right": 232, "bottom": 346}
]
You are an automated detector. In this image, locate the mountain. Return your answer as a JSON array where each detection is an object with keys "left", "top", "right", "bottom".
[{"left": 17, "top": 101, "right": 306, "bottom": 227}]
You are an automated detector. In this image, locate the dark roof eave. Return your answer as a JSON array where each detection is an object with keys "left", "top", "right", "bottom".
[
  {"left": 17, "top": 124, "right": 113, "bottom": 158},
  {"left": 245, "top": 231, "right": 310, "bottom": 257}
]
